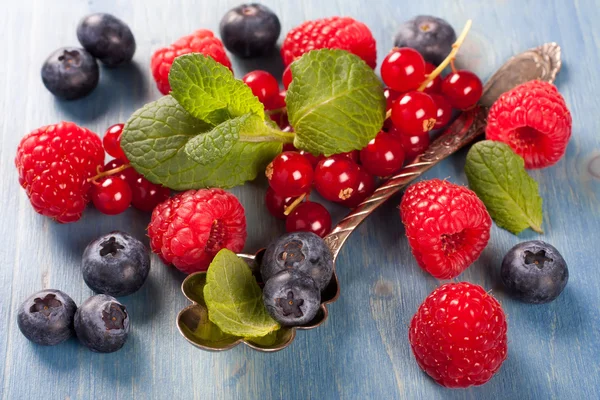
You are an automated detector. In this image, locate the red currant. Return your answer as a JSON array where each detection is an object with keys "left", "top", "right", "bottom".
[
  {"left": 266, "top": 151, "right": 314, "bottom": 197},
  {"left": 339, "top": 167, "right": 376, "bottom": 208},
  {"left": 441, "top": 70, "right": 483, "bottom": 110},
  {"left": 242, "top": 70, "right": 280, "bottom": 104},
  {"left": 130, "top": 176, "right": 170, "bottom": 212},
  {"left": 381, "top": 48, "right": 426, "bottom": 93},
  {"left": 391, "top": 91, "right": 437, "bottom": 135},
  {"left": 423, "top": 63, "right": 442, "bottom": 94},
  {"left": 314, "top": 155, "right": 360, "bottom": 202},
  {"left": 103, "top": 159, "right": 140, "bottom": 187},
  {"left": 286, "top": 201, "right": 332, "bottom": 238},
  {"left": 264, "top": 90, "right": 286, "bottom": 111},
  {"left": 430, "top": 94, "right": 453, "bottom": 130},
  {"left": 282, "top": 64, "right": 293, "bottom": 90},
  {"left": 360, "top": 131, "right": 405, "bottom": 176},
  {"left": 384, "top": 87, "right": 402, "bottom": 112},
  {"left": 91, "top": 177, "right": 132, "bottom": 215},
  {"left": 265, "top": 187, "right": 296, "bottom": 220},
  {"left": 282, "top": 143, "right": 296, "bottom": 152},
  {"left": 340, "top": 150, "right": 360, "bottom": 164},
  {"left": 102, "top": 123, "right": 127, "bottom": 161},
  {"left": 299, "top": 150, "right": 322, "bottom": 168},
  {"left": 396, "top": 130, "right": 430, "bottom": 161}
]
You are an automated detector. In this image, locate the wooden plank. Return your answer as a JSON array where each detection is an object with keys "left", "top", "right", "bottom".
[{"left": 1, "top": 0, "right": 599, "bottom": 399}]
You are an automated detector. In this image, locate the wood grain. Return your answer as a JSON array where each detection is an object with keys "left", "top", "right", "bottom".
[{"left": 1, "top": 0, "right": 599, "bottom": 399}]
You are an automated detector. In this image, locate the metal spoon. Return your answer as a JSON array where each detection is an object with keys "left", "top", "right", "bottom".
[{"left": 178, "top": 43, "right": 562, "bottom": 352}]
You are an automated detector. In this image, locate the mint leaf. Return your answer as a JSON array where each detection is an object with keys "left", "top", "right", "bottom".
[
  {"left": 169, "top": 54, "right": 264, "bottom": 125},
  {"left": 204, "top": 249, "right": 279, "bottom": 338},
  {"left": 286, "top": 49, "right": 386, "bottom": 156},
  {"left": 465, "top": 140, "right": 544, "bottom": 234},
  {"left": 184, "top": 113, "right": 289, "bottom": 166},
  {"left": 121, "top": 95, "right": 281, "bottom": 190}
]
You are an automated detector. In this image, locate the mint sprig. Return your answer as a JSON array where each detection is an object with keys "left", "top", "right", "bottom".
[
  {"left": 121, "top": 96, "right": 281, "bottom": 189},
  {"left": 122, "top": 50, "right": 385, "bottom": 190},
  {"left": 287, "top": 49, "right": 386, "bottom": 156},
  {"left": 465, "top": 140, "right": 544, "bottom": 235},
  {"left": 204, "top": 249, "right": 279, "bottom": 338}
]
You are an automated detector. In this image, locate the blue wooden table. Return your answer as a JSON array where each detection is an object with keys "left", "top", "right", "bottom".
[{"left": 2, "top": 0, "right": 599, "bottom": 399}]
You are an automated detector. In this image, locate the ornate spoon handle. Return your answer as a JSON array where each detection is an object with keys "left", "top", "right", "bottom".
[{"left": 324, "top": 42, "right": 562, "bottom": 260}]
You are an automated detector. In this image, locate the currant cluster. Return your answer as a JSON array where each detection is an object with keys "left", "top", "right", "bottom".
[
  {"left": 91, "top": 124, "right": 170, "bottom": 215},
  {"left": 380, "top": 47, "right": 483, "bottom": 158}
]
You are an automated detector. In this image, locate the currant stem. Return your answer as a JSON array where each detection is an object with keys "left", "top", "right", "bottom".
[
  {"left": 417, "top": 19, "right": 472, "bottom": 92},
  {"left": 87, "top": 164, "right": 130, "bottom": 183},
  {"left": 265, "top": 107, "right": 287, "bottom": 116},
  {"left": 284, "top": 193, "right": 306, "bottom": 216},
  {"left": 239, "top": 125, "right": 295, "bottom": 144}
]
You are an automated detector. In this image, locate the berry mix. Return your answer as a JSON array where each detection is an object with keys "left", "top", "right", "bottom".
[{"left": 15, "top": 4, "right": 574, "bottom": 389}]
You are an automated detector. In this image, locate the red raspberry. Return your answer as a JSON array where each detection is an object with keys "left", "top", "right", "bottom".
[
  {"left": 151, "top": 29, "right": 232, "bottom": 95},
  {"left": 400, "top": 179, "right": 491, "bottom": 279},
  {"left": 281, "top": 17, "right": 377, "bottom": 68},
  {"left": 15, "top": 122, "right": 104, "bottom": 223},
  {"left": 409, "top": 282, "right": 508, "bottom": 388},
  {"left": 148, "top": 188, "right": 247, "bottom": 274},
  {"left": 486, "top": 80, "right": 572, "bottom": 169}
]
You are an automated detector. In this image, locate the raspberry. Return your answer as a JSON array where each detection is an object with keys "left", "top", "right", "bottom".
[
  {"left": 15, "top": 122, "right": 104, "bottom": 223},
  {"left": 486, "top": 80, "right": 572, "bottom": 169},
  {"left": 409, "top": 282, "right": 508, "bottom": 388},
  {"left": 148, "top": 189, "right": 247, "bottom": 274},
  {"left": 151, "top": 29, "right": 232, "bottom": 95},
  {"left": 281, "top": 17, "right": 377, "bottom": 68},
  {"left": 400, "top": 179, "right": 491, "bottom": 279}
]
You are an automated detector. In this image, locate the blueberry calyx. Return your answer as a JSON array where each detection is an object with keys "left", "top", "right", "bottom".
[
  {"left": 99, "top": 236, "right": 125, "bottom": 257},
  {"left": 276, "top": 291, "right": 304, "bottom": 317},
  {"left": 30, "top": 294, "right": 62, "bottom": 317},
  {"left": 524, "top": 250, "right": 553, "bottom": 268},
  {"left": 277, "top": 240, "right": 305, "bottom": 268},
  {"left": 102, "top": 303, "right": 127, "bottom": 330},
  {"left": 58, "top": 50, "right": 82, "bottom": 68}
]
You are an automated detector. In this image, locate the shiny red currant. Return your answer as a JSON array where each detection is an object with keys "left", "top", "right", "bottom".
[
  {"left": 282, "top": 64, "right": 293, "bottom": 90},
  {"left": 264, "top": 90, "right": 286, "bottom": 111},
  {"left": 430, "top": 94, "right": 453, "bottom": 130},
  {"left": 130, "top": 176, "right": 170, "bottom": 212},
  {"left": 340, "top": 150, "right": 360, "bottom": 164},
  {"left": 338, "top": 167, "right": 376, "bottom": 208},
  {"left": 265, "top": 187, "right": 296, "bottom": 220},
  {"left": 286, "top": 201, "right": 332, "bottom": 238},
  {"left": 266, "top": 151, "right": 314, "bottom": 197},
  {"left": 441, "top": 70, "right": 483, "bottom": 110},
  {"left": 102, "top": 123, "right": 127, "bottom": 161},
  {"left": 396, "top": 130, "right": 430, "bottom": 161},
  {"left": 384, "top": 87, "right": 402, "bottom": 112},
  {"left": 314, "top": 155, "right": 360, "bottom": 202},
  {"left": 423, "top": 63, "right": 442, "bottom": 94},
  {"left": 381, "top": 48, "right": 426, "bottom": 93},
  {"left": 242, "top": 70, "right": 280, "bottom": 104},
  {"left": 103, "top": 159, "right": 140, "bottom": 187},
  {"left": 299, "top": 150, "right": 322, "bottom": 168},
  {"left": 391, "top": 91, "right": 437, "bottom": 135},
  {"left": 91, "top": 177, "right": 132, "bottom": 215},
  {"left": 360, "top": 131, "right": 405, "bottom": 176}
]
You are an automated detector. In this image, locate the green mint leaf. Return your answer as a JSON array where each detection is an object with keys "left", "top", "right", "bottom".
[
  {"left": 169, "top": 54, "right": 264, "bottom": 125},
  {"left": 204, "top": 249, "right": 280, "bottom": 338},
  {"left": 286, "top": 49, "right": 386, "bottom": 156},
  {"left": 184, "top": 113, "right": 290, "bottom": 166},
  {"left": 465, "top": 140, "right": 544, "bottom": 235},
  {"left": 121, "top": 95, "right": 281, "bottom": 190}
]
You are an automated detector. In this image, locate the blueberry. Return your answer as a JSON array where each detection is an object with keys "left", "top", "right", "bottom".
[
  {"left": 82, "top": 231, "right": 150, "bottom": 297},
  {"left": 17, "top": 289, "right": 77, "bottom": 346},
  {"left": 263, "top": 270, "right": 321, "bottom": 326},
  {"left": 74, "top": 294, "right": 129, "bottom": 353},
  {"left": 77, "top": 13, "right": 136, "bottom": 67},
  {"left": 220, "top": 3, "right": 281, "bottom": 58},
  {"left": 41, "top": 47, "right": 99, "bottom": 100},
  {"left": 261, "top": 232, "right": 333, "bottom": 291},
  {"left": 394, "top": 15, "right": 456, "bottom": 66},
  {"left": 501, "top": 241, "right": 568, "bottom": 304}
]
